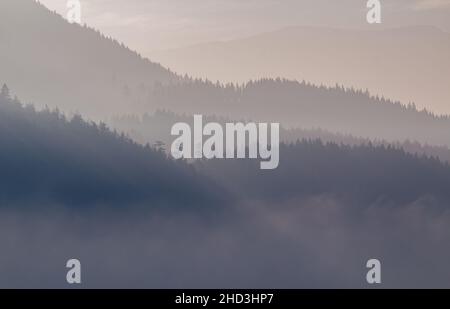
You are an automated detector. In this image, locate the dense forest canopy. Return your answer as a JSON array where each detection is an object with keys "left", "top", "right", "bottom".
[
  {"left": 0, "top": 84, "right": 224, "bottom": 208},
  {"left": 2, "top": 83, "right": 450, "bottom": 211},
  {"left": 196, "top": 139, "right": 450, "bottom": 206}
]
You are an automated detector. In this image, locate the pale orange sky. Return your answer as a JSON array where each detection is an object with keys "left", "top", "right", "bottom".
[{"left": 38, "top": 0, "right": 450, "bottom": 53}]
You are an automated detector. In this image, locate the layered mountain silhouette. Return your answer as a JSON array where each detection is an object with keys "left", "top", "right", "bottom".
[
  {"left": 144, "top": 79, "right": 450, "bottom": 147},
  {"left": 150, "top": 25, "right": 450, "bottom": 115},
  {"left": 2, "top": 1, "right": 450, "bottom": 149},
  {"left": 3, "top": 84, "right": 450, "bottom": 209},
  {"left": 2, "top": 0, "right": 450, "bottom": 289},
  {"left": 0, "top": 85, "right": 223, "bottom": 208},
  {"left": 112, "top": 110, "right": 450, "bottom": 164}
]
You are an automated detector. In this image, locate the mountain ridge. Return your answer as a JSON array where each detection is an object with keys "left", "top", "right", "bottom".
[{"left": 149, "top": 24, "right": 450, "bottom": 115}]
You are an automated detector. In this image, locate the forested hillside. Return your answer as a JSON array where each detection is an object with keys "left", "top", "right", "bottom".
[
  {"left": 0, "top": 85, "right": 222, "bottom": 208},
  {"left": 0, "top": 0, "right": 179, "bottom": 118},
  {"left": 196, "top": 140, "right": 450, "bottom": 206}
]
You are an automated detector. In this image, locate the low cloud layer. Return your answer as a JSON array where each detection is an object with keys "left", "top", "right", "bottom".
[{"left": 1, "top": 196, "right": 450, "bottom": 288}]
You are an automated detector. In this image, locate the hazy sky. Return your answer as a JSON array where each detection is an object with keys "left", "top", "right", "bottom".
[{"left": 38, "top": 0, "right": 450, "bottom": 53}]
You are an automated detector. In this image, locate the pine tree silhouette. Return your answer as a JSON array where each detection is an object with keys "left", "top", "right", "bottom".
[{"left": 0, "top": 84, "right": 10, "bottom": 100}]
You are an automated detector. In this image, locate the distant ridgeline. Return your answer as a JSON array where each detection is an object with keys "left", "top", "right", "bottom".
[
  {"left": 0, "top": 84, "right": 224, "bottom": 208},
  {"left": 112, "top": 110, "right": 450, "bottom": 165},
  {"left": 2, "top": 85, "right": 450, "bottom": 209},
  {"left": 112, "top": 107, "right": 450, "bottom": 207},
  {"left": 146, "top": 79, "right": 450, "bottom": 147}
]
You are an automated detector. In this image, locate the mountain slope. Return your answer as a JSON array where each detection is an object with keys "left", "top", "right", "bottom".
[
  {"left": 0, "top": 87, "right": 223, "bottom": 208},
  {"left": 196, "top": 140, "right": 450, "bottom": 206},
  {"left": 0, "top": 0, "right": 179, "bottom": 119}
]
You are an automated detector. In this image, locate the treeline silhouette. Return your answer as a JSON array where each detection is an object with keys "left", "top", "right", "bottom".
[
  {"left": 113, "top": 108, "right": 450, "bottom": 207},
  {"left": 2, "top": 83, "right": 450, "bottom": 210},
  {"left": 196, "top": 139, "right": 450, "bottom": 207},
  {"left": 0, "top": 84, "right": 224, "bottom": 208},
  {"left": 149, "top": 24, "right": 450, "bottom": 119},
  {"left": 145, "top": 78, "right": 450, "bottom": 147},
  {"left": 112, "top": 110, "right": 450, "bottom": 164}
]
